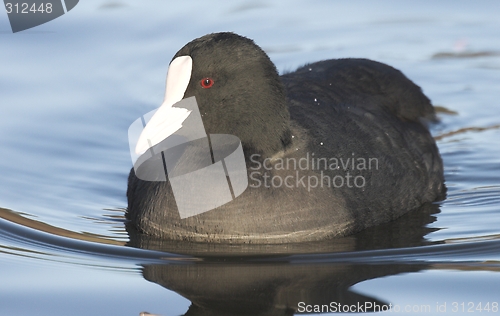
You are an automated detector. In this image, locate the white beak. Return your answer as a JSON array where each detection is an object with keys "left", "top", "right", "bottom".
[{"left": 135, "top": 56, "right": 193, "bottom": 155}]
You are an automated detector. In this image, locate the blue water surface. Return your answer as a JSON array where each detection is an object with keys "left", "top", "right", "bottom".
[{"left": 1, "top": 1, "right": 500, "bottom": 315}]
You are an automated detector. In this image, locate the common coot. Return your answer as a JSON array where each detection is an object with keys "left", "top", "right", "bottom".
[{"left": 126, "top": 32, "right": 445, "bottom": 243}]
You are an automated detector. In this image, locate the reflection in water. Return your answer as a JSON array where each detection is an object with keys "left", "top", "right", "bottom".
[
  {"left": 141, "top": 262, "right": 425, "bottom": 315},
  {"left": 1, "top": 203, "right": 500, "bottom": 315},
  {"left": 0, "top": 207, "right": 124, "bottom": 246},
  {"left": 434, "top": 124, "right": 500, "bottom": 141},
  {"left": 0, "top": 207, "right": 186, "bottom": 263},
  {"left": 126, "top": 203, "right": 440, "bottom": 315},
  {"left": 0, "top": 203, "right": 440, "bottom": 315},
  {"left": 432, "top": 51, "right": 500, "bottom": 59}
]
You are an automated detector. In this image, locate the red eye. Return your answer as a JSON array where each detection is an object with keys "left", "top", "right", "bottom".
[{"left": 200, "top": 77, "right": 214, "bottom": 89}]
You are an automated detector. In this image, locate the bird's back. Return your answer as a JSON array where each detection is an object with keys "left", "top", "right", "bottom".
[{"left": 281, "top": 58, "right": 445, "bottom": 231}]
